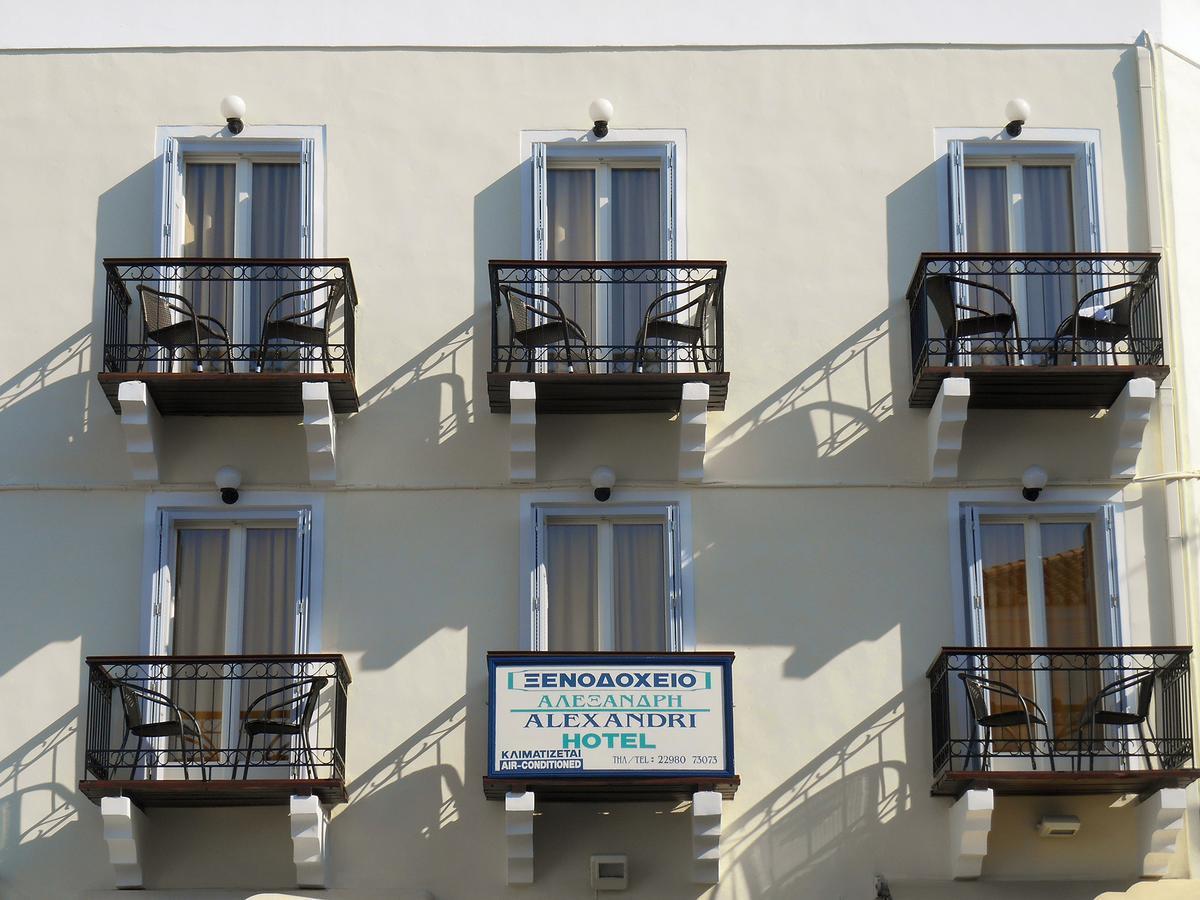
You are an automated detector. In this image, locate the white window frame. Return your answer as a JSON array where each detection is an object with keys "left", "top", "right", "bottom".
[
  {"left": 139, "top": 492, "right": 325, "bottom": 657},
  {"left": 934, "top": 127, "right": 1104, "bottom": 254},
  {"left": 946, "top": 489, "right": 1130, "bottom": 650},
  {"left": 519, "top": 129, "right": 687, "bottom": 260},
  {"left": 519, "top": 490, "right": 695, "bottom": 652},
  {"left": 156, "top": 124, "right": 326, "bottom": 259}
]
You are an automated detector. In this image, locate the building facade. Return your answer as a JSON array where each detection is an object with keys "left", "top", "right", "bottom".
[{"left": 2, "top": 1, "right": 1200, "bottom": 897}]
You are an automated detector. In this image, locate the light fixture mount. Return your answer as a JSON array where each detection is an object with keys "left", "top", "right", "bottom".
[
  {"left": 220, "top": 95, "right": 246, "bottom": 135},
  {"left": 1004, "top": 97, "right": 1031, "bottom": 138},
  {"left": 591, "top": 465, "right": 616, "bottom": 502},
  {"left": 1021, "top": 464, "right": 1048, "bottom": 502},
  {"left": 588, "top": 98, "right": 613, "bottom": 138}
]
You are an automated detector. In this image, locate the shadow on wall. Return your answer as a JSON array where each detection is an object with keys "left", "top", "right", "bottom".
[
  {"left": 705, "top": 158, "right": 939, "bottom": 480},
  {"left": 339, "top": 165, "right": 523, "bottom": 481},
  {"left": 722, "top": 694, "right": 914, "bottom": 898},
  {"left": 0, "top": 709, "right": 105, "bottom": 897}
]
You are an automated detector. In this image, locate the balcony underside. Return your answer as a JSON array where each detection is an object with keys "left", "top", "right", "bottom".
[
  {"left": 98, "top": 372, "right": 359, "bottom": 416},
  {"left": 483, "top": 775, "right": 740, "bottom": 802},
  {"left": 931, "top": 769, "right": 1200, "bottom": 799},
  {"left": 487, "top": 372, "right": 729, "bottom": 414},
  {"left": 80, "top": 778, "right": 347, "bottom": 808},
  {"left": 910, "top": 364, "right": 1169, "bottom": 409}
]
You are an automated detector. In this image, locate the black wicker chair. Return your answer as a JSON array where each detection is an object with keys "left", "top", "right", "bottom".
[
  {"left": 960, "top": 672, "right": 1054, "bottom": 771},
  {"left": 114, "top": 679, "right": 209, "bottom": 780},
  {"left": 633, "top": 278, "right": 721, "bottom": 374},
  {"left": 240, "top": 676, "right": 329, "bottom": 780},
  {"left": 925, "top": 273, "right": 1021, "bottom": 365},
  {"left": 499, "top": 285, "right": 592, "bottom": 373},
  {"left": 1075, "top": 669, "right": 1157, "bottom": 771},
  {"left": 1053, "top": 279, "right": 1149, "bottom": 365},
  {"left": 135, "top": 284, "right": 233, "bottom": 373},
  {"left": 255, "top": 280, "right": 347, "bottom": 373}
]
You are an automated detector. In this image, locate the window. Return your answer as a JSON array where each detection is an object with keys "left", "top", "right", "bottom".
[
  {"left": 531, "top": 142, "right": 678, "bottom": 351},
  {"left": 963, "top": 505, "right": 1120, "bottom": 746},
  {"left": 524, "top": 497, "right": 692, "bottom": 652},
  {"left": 144, "top": 504, "right": 319, "bottom": 758},
  {"left": 947, "top": 139, "right": 1101, "bottom": 341},
  {"left": 157, "top": 130, "right": 319, "bottom": 370}
]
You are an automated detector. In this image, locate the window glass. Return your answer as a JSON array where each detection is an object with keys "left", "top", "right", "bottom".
[
  {"left": 612, "top": 523, "right": 666, "bottom": 652},
  {"left": 546, "top": 523, "right": 598, "bottom": 652}
]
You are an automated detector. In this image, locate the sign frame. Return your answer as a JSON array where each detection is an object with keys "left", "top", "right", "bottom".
[{"left": 486, "top": 651, "right": 735, "bottom": 781}]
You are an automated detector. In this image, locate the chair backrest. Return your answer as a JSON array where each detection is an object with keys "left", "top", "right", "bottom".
[
  {"left": 1133, "top": 669, "right": 1157, "bottom": 720},
  {"left": 925, "top": 275, "right": 958, "bottom": 333},
  {"left": 299, "top": 677, "right": 329, "bottom": 727},
  {"left": 117, "top": 681, "right": 143, "bottom": 729},
  {"left": 503, "top": 288, "right": 531, "bottom": 337},
  {"left": 959, "top": 673, "right": 988, "bottom": 723},
  {"left": 137, "top": 285, "right": 178, "bottom": 334}
]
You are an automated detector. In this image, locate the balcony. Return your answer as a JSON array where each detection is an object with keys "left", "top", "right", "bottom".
[
  {"left": 908, "top": 253, "right": 1167, "bottom": 409},
  {"left": 488, "top": 261, "right": 728, "bottom": 413},
  {"left": 99, "top": 259, "right": 359, "bottom": 416},
  {"left": 80, "top": 654, "right": 350, "bottom": 807},
  {"left": 927, "top": 647, "right": 1198, "bottom": 798}
]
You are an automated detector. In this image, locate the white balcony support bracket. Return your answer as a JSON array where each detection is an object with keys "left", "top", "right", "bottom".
[
  {"left": 506, "top": 790, "right": 535, "bottom": 884},
  {"left": 118, "top": 380, "right": 162, "bottom": 482},
  {"left": 1110, "top": 377, "right": 1156, "bottom": 479},
  {"left": 100, "top": 796, "right": 147, "bottom": 889},
  {"left": 692, "top": 790, "right": 723, "bottom": 884},
  {"left": 929, "top": 377, "right": 971, "bottom": 482},
  {"left": 949, "top": 788, "right": 993, "bottom": 879},
  {"left": 290, "top": 794, "right": 329, "bottom": 888},
  {"left": 1138, "top": 787, "right": 1186, "bottom": 877},
  {"left": 510, "top": 381, "right": 537, "bottom": 483},
  {"left": 679, "top": 382, "right": 710, "bottom": 483},
  {"left": 302, "top": 382, "right": 337, "bottom": 484}
]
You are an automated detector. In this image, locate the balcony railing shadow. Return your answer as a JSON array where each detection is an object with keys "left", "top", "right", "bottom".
[
  {"left": 487, "top": 260, "right": 728, "bottom": 413},
  {"left": 927, "top": 646, "right": 1198, "bottom": 798},
  {"left": 907, "top": 253, "right": 1167, "bottom": 409},
  {"left": 80, "top": 654, "right": 350, "bottom": 807},
  {"left": 98, "top": 259, "right": 359, "bottom": 414}
]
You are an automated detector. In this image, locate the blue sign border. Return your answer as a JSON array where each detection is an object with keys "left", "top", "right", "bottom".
[{"left": 487, "top": 652, "right": 735, "bottom": 780}]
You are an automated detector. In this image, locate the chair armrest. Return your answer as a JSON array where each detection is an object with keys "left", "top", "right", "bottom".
[{"left": 262, "top": 281, "right": 342, "bottom": 324}]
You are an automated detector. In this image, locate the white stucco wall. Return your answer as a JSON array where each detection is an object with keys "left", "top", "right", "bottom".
[{"left": 0, "top": 37, "right": 1188, "bottom": 899}]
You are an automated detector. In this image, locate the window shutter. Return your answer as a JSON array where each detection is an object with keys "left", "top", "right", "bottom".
[
  {"left": 665, "top": 505, "right": 683, "bottom": 651},
  {"left": 664, "top": 142, "right": 677, "bottom": 259},
  {"left": 1100, "top": 504, "right": 1123, "bottom": 641},
  {"left": 947, "top": 140, "right": 967, "bottom": 252},
  {"left": 1081, "top": 143, "right": 1102, "bottom": 251},
  {"left": 295, "top": 509, "right": 312, "bottom": 653},
  {"left": 159, "top": 138, "right": 183, "bottom": 256},
  {"left": 962, "top": 506, "right": 987, "bottom": 644},
  {"left": 531, "top": 142, "right": 548, "bottom": 260},
  {"left": 300, "top": 138, "right": 315, "bottom": 256}
]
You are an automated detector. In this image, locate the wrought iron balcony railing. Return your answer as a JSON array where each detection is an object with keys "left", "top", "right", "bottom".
[
  {"left": 102, "top": 258, "right": 357, "bottom": 376},
  {"left": 81, "top": 654, "right": 350, "bottom": 806},
  {"left": 489, "top": 260, "right": 726, "bottom": 376},
  {"left": 906, "top": 253, "right": 1166, "bottom": 408},
  {"left": 927, "top": 647, "right": 1196, "bottom": 797}
]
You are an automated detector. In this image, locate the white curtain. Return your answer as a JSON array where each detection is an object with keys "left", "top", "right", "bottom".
[
  {"left": 1023, "top": 166, "right": 1076, "bottom": 335},
  {"left": 241, "top": 527, "right": 298, "bottom": 655},
  {"left": 963, "top": 167, "right": 1011, "bottom": 323},
  {"left": 173, "top": 529, "right": 231, "bottom": 655},
  {"left": 171, "top": 528, "right": 231, "bottom": 750},
  {"left": 250, "top": 164, "right": 303, "bottom": 359},
  {"left": 612, "top": 523, "right": 666, "bottom": 651},
  {"left": 610, "top": 168, "right": 662, "bottom": 347},
  {"left": 182, "top": 164, "right": 236, "bottom": 348},
  {"left": 547, "top": 169, "right": 596, "bottom": 349},
  {"left": 546, "top": 524, "right": 597, "bottom": 651}
]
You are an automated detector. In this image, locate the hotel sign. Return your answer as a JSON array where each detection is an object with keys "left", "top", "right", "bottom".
[{"left": 487, "top": 652, "right": 735, "bottom": 779}]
